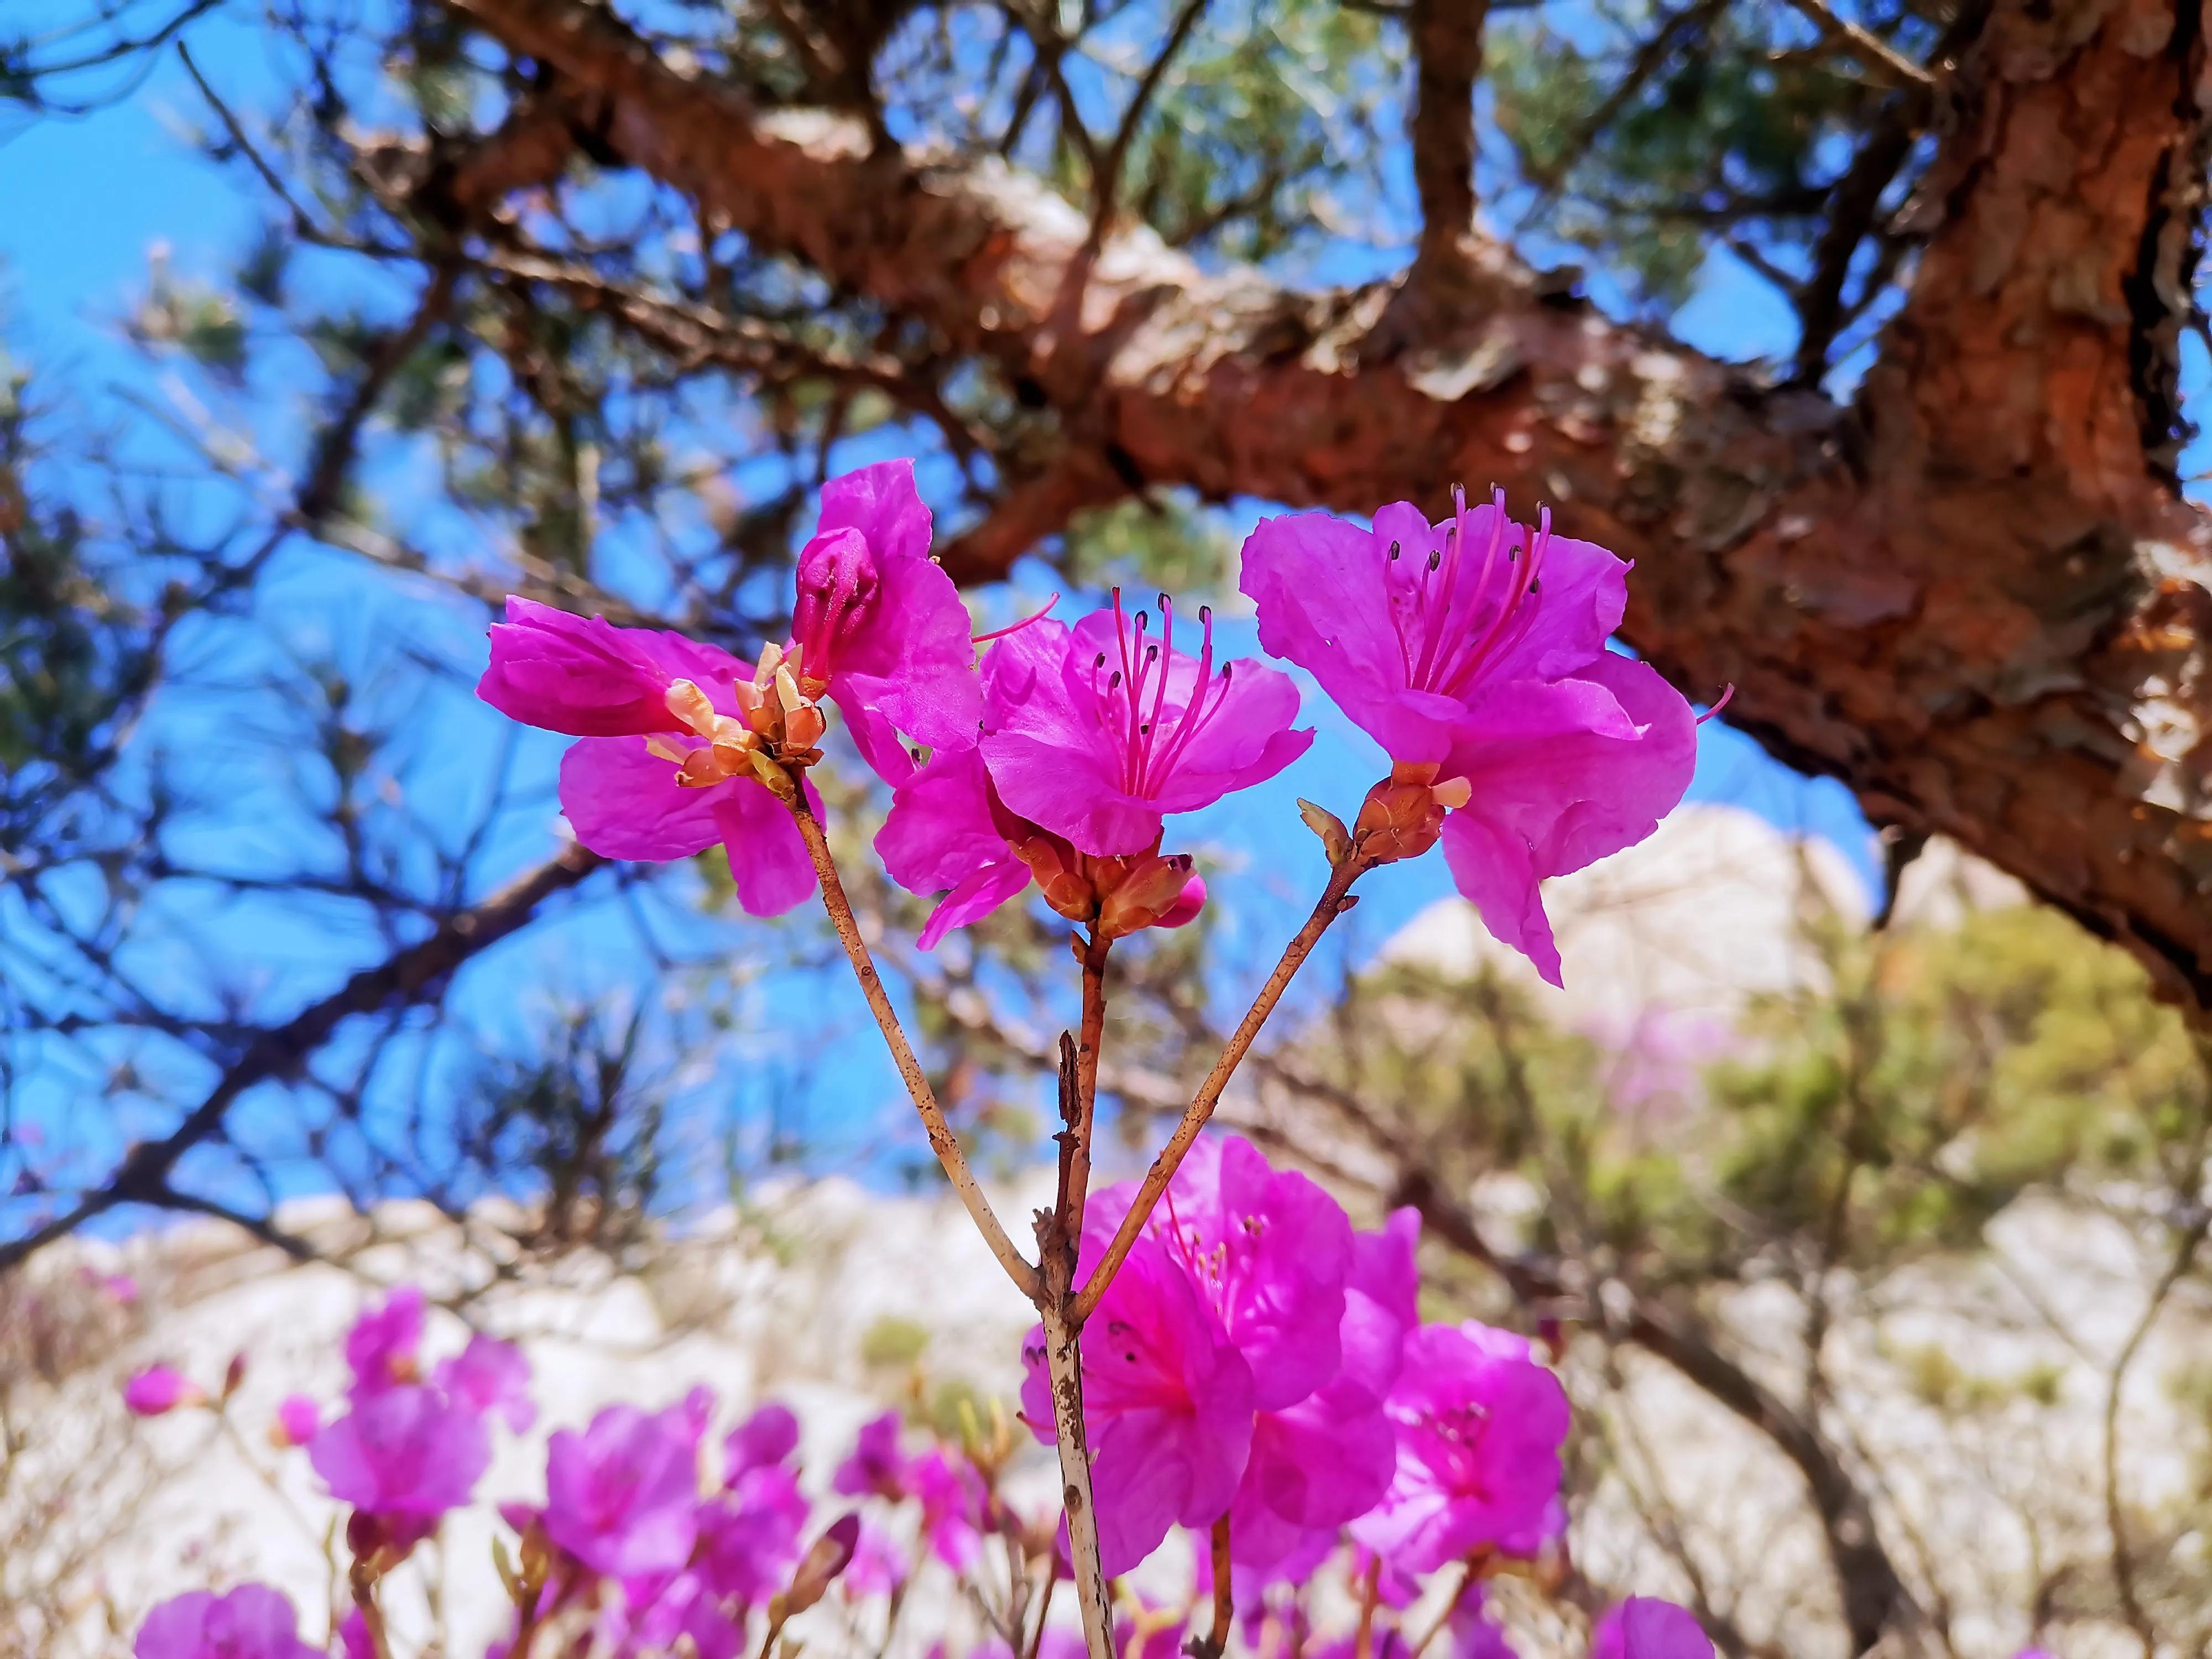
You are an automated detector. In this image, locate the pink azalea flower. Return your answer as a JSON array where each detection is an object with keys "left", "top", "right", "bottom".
[
  {"left": 310, "top": 1383, "right": 491, "bottom": 1527},
  {"left": 272, "top": 1394, "right": 321, "bottom": 1447},
  {"left": 786, "top": 460, "right": 981, "bottom": 784},
  {"left": 697, "top": 1458, "right": 810, "bottom": 1606},
  {"left": 832, "top": 1411, "right": 914, "bottom": 1500},
  {"left": 1022, "top": 1133, "right": 1357, "bottom": 1576},
  {"left": 122, "top": 1365, "right": 200, "bottom": 1417},
  {"left": 841, "top": 1520, "right": 909, "bottom": 1599},
  {"left": 134, "top": 1586, "right": 320, "bottom": 1659},
  {"left": 1350, "top": 1322, "right": 1570, "bottom": 1574},
  {"left": 1020, "top": 1226, "right": 1255, "bottom": 1575},
  {"left": 1125, "top": 1135, "right": 1354, "bottom": 1409},
  {"left": 435, "top": 1333, "right": 536, "bottom": 1433},
  {"left": 724, "top": 1402, "right": 800, "bottom": 1480},
  {"left": 477, "top": 597, "right": 825, "bottom": 916},
  {"left": 1230, "top": 1209, "right": 1419, "bottom": 1570},
  {"left": 596, "top": 1568, "right": 742, "bottom": 1659},
  {"left": 912, "top": 1446, "right": 988, "bottom": 1573},
  {"left": 1592, "top": 1599, "right": 1712, "bottom": 1659},
  {"left": 1240, "top": 493, "right": 1697, "bottom": 985},
  {"left": 1448, "top": 1585, "right": 1519, "bottom": 1659},
  {"left": 978, "top": 596, "right": 1312, "bottom": 857},
  {"left": 875, "top": 742, "right": 1207, "bottom": 948},
  {"left": 544, "top": 1401, "right": 705, "bottom": 1579},
  {"left": 344, "top": 1287, "right": 424, "bottom": 1398}
]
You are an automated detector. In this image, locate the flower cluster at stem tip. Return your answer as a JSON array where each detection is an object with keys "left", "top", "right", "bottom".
[
  {"left": 121, "top": 461, "right": 1734, "bottom": 1656},
  {"left": 126, "top": 1137, "right": 1727, "bottom": 1659},
  {"left": 474, "top": 460, "right": 1706, "bottom": 978}
]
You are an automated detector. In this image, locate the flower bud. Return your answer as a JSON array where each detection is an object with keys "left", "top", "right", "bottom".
[
  {"left": 271, "top": 1394, "right": 321, "bottom": 1448},
  {"left": 1297, "top": 797, "right": 1353, "bottom": 865},
  {"left": 1353, "top": 761, "right": 1464, "bottom": 863},
  {"left": 776, "top": 1512, "right": 861, "bottom": 1619},
  {"left": 746, "top": 749, "right": 799, "bottom": 801},
  {"left": 1010, "top": 832, "right": 1095, "bottom": 921},
  {"left": 1097, "top": 853, "right": 1199, "bottom": 938},
  {"left": 122, "top": 1365, "right": 202, "bottom": 1417}
]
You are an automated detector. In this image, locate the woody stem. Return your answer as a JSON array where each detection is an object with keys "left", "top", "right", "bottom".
[
  {"left": 1201, "top": 1515, "right": 1234, "bottom": 1659},
  {"left": 1039, "top": 928, "right": 1118, "bottom": 1659},
  {"left": 787, "top": 786, "right": 1041, "bottom": 1301},
  {"left": 1071, "top": 851, "right": 1371, "bottom": 1322}
]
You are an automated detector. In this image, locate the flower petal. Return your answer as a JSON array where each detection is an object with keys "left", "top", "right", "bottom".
[
  {"left": 1241, "top": 510, "right": 1449, "bottom": 755},
  {"left": 828, "top": 548, "right": 983, "bottom": 758},
  {"left": 815, "top": 458, "right": 932, "bottom": 566},
  {"left": 877, "top": 746, "right": 1010, "bottom": 895},
  {"left": 711, "top": 776, "right": 821, "bottom": 917},
  {"left": 919, "top": 861, "right": 1032, "bottom": 950},
  {"left": 1438, "top": 809, "right": 1561, "bottom": 987},
  {"left": 559, "top": 738, "right": 728, "bottom": 862},
  {"left": 481, "top": 598, "right": 750, "bottom": 737}
]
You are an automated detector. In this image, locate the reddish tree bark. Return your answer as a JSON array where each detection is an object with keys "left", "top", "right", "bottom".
[{"left": 450, "top": 0, "right": 2212, "bottom": 1005}]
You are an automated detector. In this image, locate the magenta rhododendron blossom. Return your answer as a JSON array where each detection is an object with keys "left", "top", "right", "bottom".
[
  {"left": 1021, "top": 1134, "right": 1360, "bottom": 1575},
  {"left": 833, "top": 1410, "right": 915, "bottom": 1500},
  {"left": 787, "top": 460, "right": 980, "bottom": 783},
  {"left": 842, "top": 1521, "right": 909, "bottom": 1599},
  {"left": 1131, "top": 1134, "right": 1354, "bottom": 1407},
  {"left": 875, "top": 745, "right": 1045, "bottom": 948},
  {"left": 914, "top": 1446, "right": 988, "bottom": 1572},
  {"left": 135, "top": 1586, "right": 319, "bottom": 1659},
  {"left": 697, "top": 1470, "right": 809, "bottom": 1605},
  {"left": 435, "top": 1333, "right": 535, "bottom": 1433},
  {"left": 1021, "top": 1227, "right": 1255, "bottom": 1575},
  {"left": 1241, "top": 493, "right": 1696, "bottom": 985},
  {"left": 1592, "top": 1599, "right": 1713, "bottom": 1659},
  {"left": 979, "top": 598, "right": 1312, "bottom": 857},
  {"left": 310, "top": 1383, "right": 490, "bottom": 1525},
  {"left": 1230, "top": 1208, "right": 1418, "bottom": 1569},
  {"left": 545, "top": 1401, "right": 705, "bottom": 1578},
  {"left": 1446, "top": 1586, "right": 1520, "bottom": 1659},
  {"left": 477, "top": 599, "right": 823, "bottom": 916},
  {"left": 1351, "top": 1321, "right": 1570, "bottom": 1573},
  {"left": 123, "top": 1364, "right": 198, "bottom": 1417},
  {"left": 344, "top": 1286, "right": 424, "bottom": 1397},
  {"left": 724, "top": 1402, "right": 800, "bottom": 1479},
  {"left": 876, "top": 742, "right": 1206, "bottom": 948},
  {"left": 273, "top": 1394, "right": 320, "bottom": 1447},
  {"left": 606, "top": 1571, "right": 740, "bottom": 1659}
]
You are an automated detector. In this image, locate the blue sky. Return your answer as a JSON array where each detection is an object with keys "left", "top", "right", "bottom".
[{"left": 1, "top": 11, "right": 1890, "bottom": 1229}]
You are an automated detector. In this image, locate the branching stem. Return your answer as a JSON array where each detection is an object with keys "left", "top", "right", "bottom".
[{"left": 1073, "top": 854, "right": 1369, "bottom": 1322}]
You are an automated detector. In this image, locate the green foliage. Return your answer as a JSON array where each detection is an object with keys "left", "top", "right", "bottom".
[
  {"left": 860, "top": 1313, "right": 932, "bottom": 1370},
  {"left": 1120, "top": 1, "right": 1399, "bottom": 260},
  {"left": 1056, "top": 493, "right": 1239, "bottom": 604},
  {"left": 1491, "top": 2, "right": 1934, "bottom": 312}
]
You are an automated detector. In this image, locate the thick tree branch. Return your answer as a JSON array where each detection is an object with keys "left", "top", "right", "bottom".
[
  {"left": 1407, "top": 0, "right": 1489, "bottom": 278},
  {"left": 447, "top": 0, "right": 2212, "bottom": 1008}
]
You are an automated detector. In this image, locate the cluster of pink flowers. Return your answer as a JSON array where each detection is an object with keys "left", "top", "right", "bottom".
[
  {"left": 1017, "top": 1134, "right": 1577, "bottom": 1648},
  {"left": 124, "top": 460, "right": 1723, "bottom": 1658},
  {"left": 477, "top": 462, "right": 1697, "bottom": 978},
  {"left": 124, "top": 1194, "right": 1714, "bottom": 1659}
]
